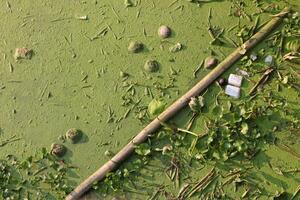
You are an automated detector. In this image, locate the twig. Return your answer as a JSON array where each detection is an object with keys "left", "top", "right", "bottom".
[
  {"left": 249, "top": 67, "right": 274, "bottom": 95},
  {"left": 0, "top": 135, "right": 21, "bottom": 147}
]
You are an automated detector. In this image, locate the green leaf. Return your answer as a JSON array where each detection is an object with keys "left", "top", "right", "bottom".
[
  {"left": 135, "top": 143, "right": 151, "bottom": 156},
  {"left": 148, "top": 99, "right": 165, "bottom": 116},
  {"left": 241, "top": 122, "right": 249, "bottom": 134}
]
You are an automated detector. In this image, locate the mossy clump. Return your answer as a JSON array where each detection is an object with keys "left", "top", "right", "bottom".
[
  {"left": 128, "top": 41, "right": 143, "bottom": 53},
  {"left": 50, "top": 143, "right": 66, "bottom": 157},
  {"left": 158, "top": 25, "right": 171, "bottom": 38},
  {"left": 204, "top": 56, "right": 218, "bottom": 69},
  {"left": 14, "top": 47, "right": 33, "bottom": 60},
  {"left": 66, "top": 128, "right": 82, "bottom": 143},
  {"left": 144, "top": 59, "right": 159, "bottom": 72}
]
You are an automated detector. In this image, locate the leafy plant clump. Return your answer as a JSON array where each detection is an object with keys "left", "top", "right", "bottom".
[
  {"left": 195, "top": 100, "right": 275, "bottom": 161},
  {"left": 0, "top": 148, "right": 76, "bottom": 199}
]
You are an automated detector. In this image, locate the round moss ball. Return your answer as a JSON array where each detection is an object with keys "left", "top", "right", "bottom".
[
  {"left": 50, "top": 143, "right": 66, "bottom": 157},
  {"left": 66, "top": 128, "right": 82, "bottom": 144},
  {"left": 204, "top": 56, "right": 218, "bottom": 69},
  {"left": 144, "top": 60, "right": 159, "bottom": 72},
  {"left": 158, "top": 25, "right": 171, "bottom": 39},
  {"left": 128, "top": 41, "right": 143, "bottom": 53}
]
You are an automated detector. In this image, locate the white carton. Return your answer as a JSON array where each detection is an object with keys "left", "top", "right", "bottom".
[
  {"left": 225, "top": 85, "right": 241, "bottom": 98},
  {"left": 228, "top": 74, "right": 243, "bottom": 87}
]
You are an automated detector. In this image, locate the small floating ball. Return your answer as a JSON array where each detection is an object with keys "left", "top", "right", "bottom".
[
  {"left": 128, "top": 41, "right": 143, "bottom": 53},
  {"left": 158, "top": 25, "right": 171, "bottom": 39},
  {"left": 50, "top": 143, "right": 66, "bottom": 157},
  {"left": 66, "top": 128, "right": 82, "bottom": 144},
  {"left": 217, "top": 78, "right": 227, "bottom": 86},
  {"left": 204, "top": 56, "right": 218, "bottom": 69},
  {"left": 144, "top": 59, "right": 159, "bottom": 72}
]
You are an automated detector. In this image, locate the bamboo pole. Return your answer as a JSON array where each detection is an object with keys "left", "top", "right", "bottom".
[{"left": 66, "top": 7, "right": 289, "bottom": 200}]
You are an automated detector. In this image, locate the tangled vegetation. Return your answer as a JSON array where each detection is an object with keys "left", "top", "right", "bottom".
[{"left": 0, "top": 148, "right": 76, "bottom": 199}]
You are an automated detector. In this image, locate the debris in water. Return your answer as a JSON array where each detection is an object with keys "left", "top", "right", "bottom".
[
  {"left": 250, "top": 53, "right": 258, "bottom": 61},
  {"left": 204, "top": 56, "right": 218, "bottom": 69},
  {"left": 158, "top": 25, "right": 171, "bottom": 39},
  {"left": 148, "top": 99, "right": 165, "bottom": 116},
  {"left": 104, "top": 150, "right": 114, "bottom": 157},
  {"left": 119, "top": 71, "right": 129, "bottom": 78},
  {"left": 225, "top": 85, "right": 241, "bottom": 98},
  {"left": 144, "top": 59, "right": 159, "bottom": 72},
  {"left": 236, "top": 69, "right": 250, "bottom": 77},
  {"left": 228, "top": 74, "right": 243, "bottom": 87},
  {"left": 50, "top": 143, "right": 66, "bottom": 157},
  {"left": 169, "top": 42, "right": 182, "bottom": 53},
  {"left": 217, "top": 78, "right": 227, "bottom": 86},
  {"left": 188, "top": 96, "right": 205, "bottom": 113},
  {"left": 75, "top": 15, "right": 88, "bottom": 20},
  {"left": 14, "top": 47, "right": 33, "bottom": 60},
  {"left": 0, "top": 135, "right": 21, "bottom": 147},
  {"left": 66, "top": 128, "right": 82, "bottom": 144},
  {"left": 128, "top": 41, "right": 143, "bottom": 53},
  {"left": 124, "top": 0, "right": 134, "bottom": 7},
  {"left": 264, "top": 55, "right": 273, "bottom": 65}
]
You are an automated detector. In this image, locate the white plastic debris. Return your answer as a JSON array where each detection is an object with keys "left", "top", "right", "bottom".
[
  {"left": 264, "top": 55, "right": 273, "bottom": 65},
  {"left": 228, "top": 74, "right": 243, "bottom": 87},
  {"left": 225, "top": 85, "right": 241, "bottom": 98},
  {"left": 236, "top": 69, "right": 250, "bottom": 77},
  {"left": 250, "top": 54, "right": 258, "bottom": 61}
]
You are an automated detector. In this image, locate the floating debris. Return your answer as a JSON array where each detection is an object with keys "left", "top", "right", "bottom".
[
  {"left": 225, "top": 85, "right": 241, "bottom": 98},
  {"left": 249, "top": 68, "right": 274, "bottom": 95},
  {"left": 0, "top": 135, "right": 21, "bottom": 147},
  {"left": 50, "top": 143, "right": 66, "bottom": 157},
  {"left": 124, "top": 0, "right": 134, "bottom": 7},
  {"left": 119, "top": 71, "right": 129, "bottom": 78},
  {"left": 169, "top": 42, "right": 182, "bottom": 53},
  {"left": 128, "top": 41, "right": 143, "bottom": 53},
  {"left": 75, "top": 15, "right": 88, "bottom": 20},
  {"left": 204, "top": 56, "right": 218, "bottom": 69},
  {"left": 66, "top": 128, "right": 82, "bottom": 144},
  {"left": 217, "top": 78, "right": 227, "bottom": 86},
  {"left": 236, "top": 69, "right": 250, "bottom": 77},
  {"left": 193, "top": 60, "right": 204, "bottom": 78},
  {"left": 144, "top": 59, "right": 159, "bottom": 72},
  {"left": 188, "top": 96, "right": 205, "bottom": 113},
  {"left": 250, "top": 53, "right": 258, "bottom": 61},
  {"left": 264, "top": 55, "right": 274, "bottom": 65},
  {"left": 14, "top": 47, "right": 33, "bottom": 60},
  {"left": 158, "top": 25, "right": 171, "bottom": 39},
  {"left": 148, "top": 99, "right": 165, "bottom": 116},
  {"left": 228, "top": 74, "right": 243, "bottom": 87},
  {"left": 104, "top": 150, "right": 114, "bottom": 157}
]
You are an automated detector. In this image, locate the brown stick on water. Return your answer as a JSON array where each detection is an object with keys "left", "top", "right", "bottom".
[{"left": 66, "top": 7, "right": 289, "bottom": 200}]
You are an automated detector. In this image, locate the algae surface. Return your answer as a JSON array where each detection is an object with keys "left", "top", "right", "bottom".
[{"left": 0, "top": 0, "right": 299, "bottom": 199}]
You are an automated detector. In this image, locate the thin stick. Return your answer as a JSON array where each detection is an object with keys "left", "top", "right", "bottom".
[{"left": 65, "top": 7, "right": 289, "bottom": 200}]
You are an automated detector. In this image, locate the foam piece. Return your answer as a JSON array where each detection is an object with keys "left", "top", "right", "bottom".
[
  {"left": 225, "top": 85, "right": 241, "bottom": 98},
  {"left": 228, "top": 74, "right": 243, "bottom": 87}
]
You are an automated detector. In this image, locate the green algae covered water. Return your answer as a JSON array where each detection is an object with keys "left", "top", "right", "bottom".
[{"left": 0, "top": 0, "right": 299, "bottom": 199}]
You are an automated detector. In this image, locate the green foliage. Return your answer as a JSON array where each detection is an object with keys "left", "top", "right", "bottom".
[
  {"left": 0, "top": 148, "right": 75, "bottom": 199},
  {"left": 148, "top": 99, "right": 165, "bottom": 116},
  {"left": 135, "top": 143, "right": 151, "bottom": 156}
]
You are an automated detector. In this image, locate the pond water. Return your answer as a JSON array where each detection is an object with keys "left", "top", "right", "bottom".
[{"left": 0, "top": 0, "right": 299, "bottom": 199}]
